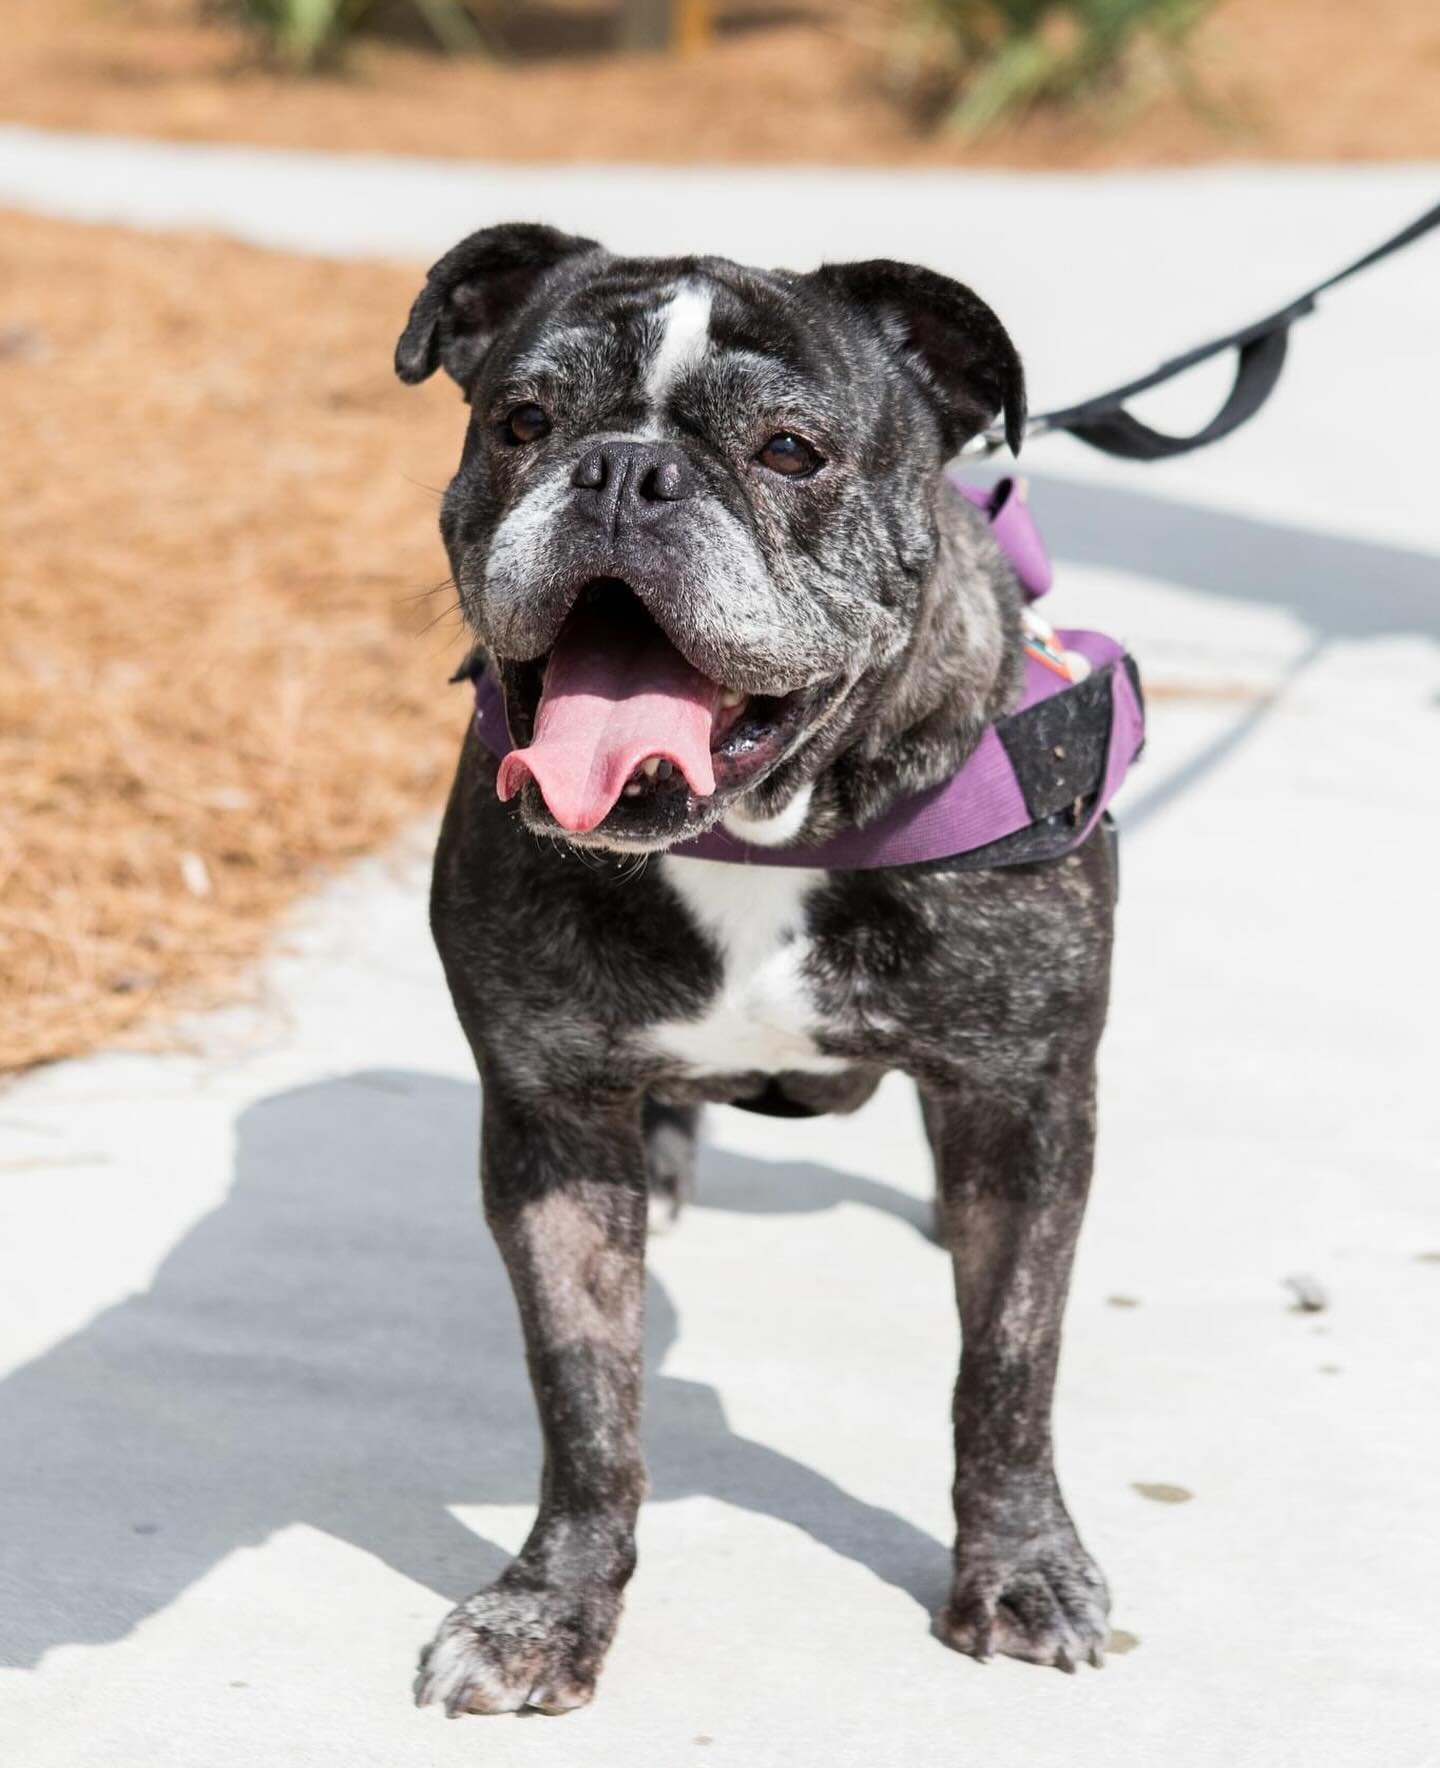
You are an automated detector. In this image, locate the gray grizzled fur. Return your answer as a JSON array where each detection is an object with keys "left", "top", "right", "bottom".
[{"left": 394, "top": 224, "right": 1116, "bottom": 1716}]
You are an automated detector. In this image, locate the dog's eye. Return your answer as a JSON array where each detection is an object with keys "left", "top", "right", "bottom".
[
  {"left": 756, "top": 433, "right": 822, "bottom": 478},
  {"left": 503, "top": 404, "right": 550, "bottom": 445}
]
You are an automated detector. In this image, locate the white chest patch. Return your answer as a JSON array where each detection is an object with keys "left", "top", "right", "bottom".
[{"left": 650, "top": 857, "right": 845, "bottom": 1076}]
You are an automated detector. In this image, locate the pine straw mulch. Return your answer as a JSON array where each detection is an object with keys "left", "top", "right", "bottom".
[{"left": 1, "top": 211, "right": 467, "bottom": 1074}]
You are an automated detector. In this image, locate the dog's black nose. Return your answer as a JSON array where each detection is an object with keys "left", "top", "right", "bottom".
[{"left": 570, "top": 440, "right": 695, "bottom": 516}]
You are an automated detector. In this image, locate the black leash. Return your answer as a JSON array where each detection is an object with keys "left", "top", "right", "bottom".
[{"left": 970, "top": 197, "right": 1440, "bottom": 462}]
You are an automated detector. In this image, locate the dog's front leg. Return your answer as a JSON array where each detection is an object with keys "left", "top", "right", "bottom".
[
  {"left": 415, "top": 1079, "right": 648, "bottom": 1717},
  {"left": 923, "top": 1069, "right": 1111, "bottom": 1672}
]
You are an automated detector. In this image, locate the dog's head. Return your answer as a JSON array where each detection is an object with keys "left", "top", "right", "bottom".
[{"left": 396, "top": 223, "right": 1024, "bottom": 850}]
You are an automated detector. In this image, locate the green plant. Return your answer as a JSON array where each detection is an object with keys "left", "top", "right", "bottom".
[
  {"left": 235, "top": 0, "right": 485, "bottom": 70},
  {"left": 914, "top": 0, "right": 1211, "bottom": 134}
]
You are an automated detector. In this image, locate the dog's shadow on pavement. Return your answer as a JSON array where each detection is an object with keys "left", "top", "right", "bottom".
[{"left": 0, "top": 1069, "right": 947, "bottom": 1669}]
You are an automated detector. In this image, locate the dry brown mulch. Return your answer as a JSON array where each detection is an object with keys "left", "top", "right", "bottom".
[
  {"left": 2, "top": 0, "right": 1439, "bottom": 168},
  {"left": 1, "top": 211, "right": 465, "bottom": 1073}
]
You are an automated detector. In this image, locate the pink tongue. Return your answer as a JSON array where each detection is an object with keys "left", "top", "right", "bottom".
[{"left": 496, "top": 603, "right": 722, "bottom": 833}]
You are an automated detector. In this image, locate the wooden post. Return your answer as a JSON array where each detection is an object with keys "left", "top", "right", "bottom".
[{"left": 675, "top": 0, "right": 712, "bottom": 53}]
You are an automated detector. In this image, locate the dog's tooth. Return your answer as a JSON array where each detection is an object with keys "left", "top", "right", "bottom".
[
  {"left": 719, "top": 689, "right": 744, "bottom": 709},
  {"left": 641, "top": 757, "right": 661, "bottom": 779},
  {"left": 623, "top": 782, "right": 642, "bottom": 797}
]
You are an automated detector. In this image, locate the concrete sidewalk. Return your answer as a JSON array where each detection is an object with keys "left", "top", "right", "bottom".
[{"left": 1, "top": 147, "right": 1438, "bottom": 1766}]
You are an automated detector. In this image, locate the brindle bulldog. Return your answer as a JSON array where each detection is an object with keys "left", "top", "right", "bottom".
[{"left": 394, "top": 224, "right": 1115, "bottom": 1715}]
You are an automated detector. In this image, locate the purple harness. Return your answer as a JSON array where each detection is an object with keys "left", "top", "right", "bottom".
[{"left": 471, "top": 477, "right": 1144, "bottom": 871}]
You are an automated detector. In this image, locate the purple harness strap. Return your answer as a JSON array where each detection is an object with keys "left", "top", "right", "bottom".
[
  {"left": 470, "top": 479, "right": 1144, "bottom": 871},
  {"left": 952, "top": 474, "right": 1054, "bottom": 599}
]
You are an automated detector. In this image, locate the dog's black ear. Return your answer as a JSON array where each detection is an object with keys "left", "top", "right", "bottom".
[
  {"left": 394, "top": 223, "right": 601, "bottom": 389},
  {"left": 814, "top": 259, "right": 1026, "bottom": 456}
]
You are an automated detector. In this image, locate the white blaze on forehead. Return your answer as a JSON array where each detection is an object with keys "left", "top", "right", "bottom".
[{"left": 644, "top": 283, "right": 713, "bottom": 411}]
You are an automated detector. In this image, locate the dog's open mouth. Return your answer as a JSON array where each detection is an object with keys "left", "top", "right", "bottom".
[{"left": 495, "top": 580, "right": 819, "bottom": 836}]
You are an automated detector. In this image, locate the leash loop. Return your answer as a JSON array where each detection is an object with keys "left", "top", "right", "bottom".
[{"left": 967, "top": 197, "right": 1439, "bottom": 461}]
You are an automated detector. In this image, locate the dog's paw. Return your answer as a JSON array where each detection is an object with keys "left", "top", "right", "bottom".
[
  {"left": 938, "top": 1517, "right": 1110, "bottom": 1673},
  {"left": 414, "top": 1583, "right": 618, "bottom": 1717},
  {"left": 646, "top": 1181, "right": 685, "bottom": 1236},
  {"left": 643, "top": 1103, "right": 697, "bottom": 1235}
]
